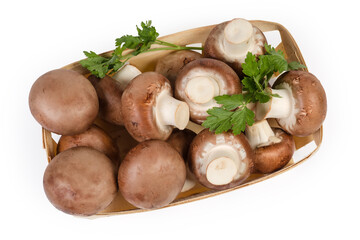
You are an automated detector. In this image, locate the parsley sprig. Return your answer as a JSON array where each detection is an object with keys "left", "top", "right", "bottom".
[
  {"left": 80, "top": 21, "right": 203, "bottom": 78},
  {"left": 202, "top": 44, "right": 306, "bottom": 135}
]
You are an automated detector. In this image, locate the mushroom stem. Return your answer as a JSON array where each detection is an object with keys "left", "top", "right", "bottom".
[
  {"left": 245, "top": 120, "right": 281, "bottom": 149},
  {"left": 185, "top": 76, "right": 220, "bottom": 104},
  {"left": 156, "top": 91, "right": 190, "bottom": 130},
  {"left": 112, "top": 64, "right": 141, "bottom": 91},
  {"left": 256, "top": 88, "right": 293, "bottom": 120},
  {"left": 223, "top": 18, "right": 255, "bottom": 57}
]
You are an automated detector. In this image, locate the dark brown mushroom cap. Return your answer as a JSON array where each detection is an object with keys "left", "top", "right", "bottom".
[
  {"left": 121, "top": 72, "right": 174, "bottom": 142},
  {"left": 188, "top": 129, "right": 254, "bottom": 190},
  {"left": 166, "top": 129, "right": 196, "bottom": 160},
  {"left": 29, "top": 69, "right": 99, "bottom": 135},
  {"left": 118, "top": 140, "right": 186, "bottom": 209},
  {"left": 203, "top": 19, "right": 267, "bottom": 76},
  {"left": 57, "top": 125, "right": 119, "bottom": 168},
  {"left": 43, "top": 147, "right": 118, "bottom": 216},
  {"left": 88, "top": 75, "right": 124, "bottom": 126},
  {"left": 155, "top": 50, "right": 202, "bottom": 89},
  {"left": 175, "top": 58, "right": 241, "bottom": 124},
  {"left": 253, "top": 128, "right": 295, "bottom": 173},
  {"left": 273, "top": 70, "right": 327, "bottom": 137}
]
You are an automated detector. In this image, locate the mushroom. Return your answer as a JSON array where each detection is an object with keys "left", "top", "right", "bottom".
[
  {"left": 29, "top": 69, "right": 99, "bottom": 135},
  {"left": 121, "top": 72, "right": 190, "bottom": 142},
  {"left": 203, "top": 18, "right": 267, "bottom": 76},
  {"left": 175, "top": 58, "right": 241, "bottom": 124},
  {"left": 57, "top": 125, "right": 119, "bottom": 168},
  {"left": 43, "top": 147, "right": 118, "bottom": 216},
  {"left": 88, "top": 74, "right": 124, "bottom": 126},
  {"left": 188, "top": 129, "right": 254, "bottom": 190},
  {"left": 256, "top": 70, "right": 327, "bottom": 137},
  {"left": 155, "top": 50, "right": 202, "bottom": 89},
  {"left": 112, "top": 63, "right": 142, "bottom": 91},
  {"left": 245, "top": 120, "right": 295, "bottom": 173},
  {"left": 118, "top": 140, "right": 186, "bottom": 209},
  {"left": 166, "top": 129, "right": 197, "bottom": 192}
]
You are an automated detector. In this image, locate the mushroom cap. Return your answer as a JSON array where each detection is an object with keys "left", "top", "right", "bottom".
[
  {"left": 253, "top": 128, "right": 295, "bottom": 173},
  {"left": 43, "top": 147, "right": 118, "bottom": 216},
  {"left": 273, "top": 70, "right": 327, "bottom": 136},
  {"left": 29, "top": 69, "right": 99, "bottom": 135},
  {"left": 203, "top": 19, "right": 267, "bottom": 76},
  {"left": 155, "top": 50, "right": 202, "bottom": 89},
  {"left": 121, "top": 72, "right": 174, "bottom": 142},
  {"left": 88, "top": 75, "right": 124, "bottom": 126},
  {"left": 175, "top": 58, "right": 241, "bottom": 124},
  {"left": 57, "top": 125, "right": 119, "bottom": 167},
  {"left": 166, "top": 129, "right": 196, "bottom": 159},
  {"left": 118, "top": 140, "right": 186, "bottom": 209},
  {"left": 188, "top": 129, "right": 254, "bottom": 190}
]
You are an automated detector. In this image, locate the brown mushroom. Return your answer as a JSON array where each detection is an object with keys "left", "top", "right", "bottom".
[
  {"left": 188, "top": 129, "right": 254, "bottom": 190},
  {"left": 118, "top": 140, "right": 186, "bottom": 209},
  {"left": 256, "top": 70, "right": 327, "bottom": 137},
  {"left": 43, "top": 147, "right": 118, "bottom": 216},
  {"left": 57, "top": 125, "right": 119, "bottom": 168},
  {"left": 175, "top": 58, "right": 241, "bottom": 124},
  {"left": 166, "top": 129, "right": 197, "bottom": 192},
  {"left": 155, "top": 50, "right": 202, "bottom": 89},
  {"left": 203, "top": 18, "right": 267, "bottom": 76},
  {"left": 121, "top": 72, "right": 190, "bottom": 142},
  {"left": 88, "top": 75, "right": 124, "bottom": 126},
  {"left": 29, "top": 69, "right": 99, "bottom": 135},
  {"left": 245, "top": 120, "right": 295, "bottom": 173}
]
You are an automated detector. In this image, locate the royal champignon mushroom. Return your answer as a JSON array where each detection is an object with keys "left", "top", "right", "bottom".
[
  {"left": 43, "top": 147, "right": 118, "bottom": 216},
  {"left": 155, "top": 50, "right": 202, "bottom": 89},
  {"left": 203, "top": 18, "right": 267, "bottom": 76},
  {"left": 188, "top": 129, "right": 254, "bottom": 190},
  {"left": 29, "top": 69, "right": 99, "bottom": 135},
  {"left": 166, "top": 129, "right": 197, "bottom": 192},
  {"left": 121, "top": 72, "right": 190, "bottom": 142},
  {"left": 175, "top": 58, "right": 241, "bottom": 124},
  {"left": 57, "top": 125, "right": 119, "bottom": 168},
  {"left": 245, "top": 120, "right": 295, "bottom": 173},
  {"left": 118, "top": 140, "right": 186, "bottom": 209},
  {"left": 256, "top": 70, "right": 327, "bottom": 137}
]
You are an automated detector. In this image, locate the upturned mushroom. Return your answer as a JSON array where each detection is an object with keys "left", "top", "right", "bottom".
[
  {"left": 57, "top": 125, "right": 119, "bottom": 168},
  {"left": 121, "top": 72, "right": 190, "bottom": 142},
  {"left": 166, "top": 129, "right": 197, "bottom": 192},
  {"left": 188, "top": 129, "right": 254, "bottom": 190},
  {"left": 245, "top": 120, "right": 295, "bottom": 173},
  {"left": 175, "top": 58, "right": 241, "bottom": 124},
  {"left": 29, "top": 69, "right": 99, "bottom": 135},
  {"left": 118, "top": 140, "right": 186, "bottom": 209},
  {"left": 155, "top": 50, "right": 202, "bottom": 89},
  {"left": 203, "top": 18, "right": 267, "bottom": 75},
  {"left": 256, "top": 70, "right": 327, "bottom": 137}
]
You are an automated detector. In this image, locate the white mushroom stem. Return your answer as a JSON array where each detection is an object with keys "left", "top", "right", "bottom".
[
  {"left": 112, "top": 64, "right": 141, "bottom": 91},
  {"left": 181, "top": 169, "right": 197, "bottom": 192},
  {"left": 205, "top": 145, "right": 241, "bottom": 185},
  {"left": 223, "top": 18, "right": 255, "bottom": 57},
  {"left": 256, "top": 88, "right": 293, "bottom": 120},
  {"left": 245, "top": 120, "right": 281, "bottom": 149},
  {"left": 156, "top": 90, "right": 189, "bottom": 130},
  {"left": 185, "top": 76, "right": 220, "bottom": 104}
]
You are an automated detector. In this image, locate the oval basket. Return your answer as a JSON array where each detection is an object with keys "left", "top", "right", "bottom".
[{"left": 42, "top": 20, "right": 323, "bottom": 216}]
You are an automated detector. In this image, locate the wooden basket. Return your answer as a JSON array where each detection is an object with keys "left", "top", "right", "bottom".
[{"left": 42, "top": 20, "right": 323, "bottom": 216}]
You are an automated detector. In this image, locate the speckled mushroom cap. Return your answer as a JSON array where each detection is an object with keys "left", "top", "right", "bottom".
[
  {"left": 188, "top": 129, "right": 254, "bottom": 190},
  {"left": 272, "top": 71, "right": 327, "bottom": 137},
  {"left": 118, "top": 140, "right": 186, "bottom": 209},
  {"left": 203, "top": 18, "right": 267, "bottom": 76},
  {"left": 175, "top": 58, "right": 241, "bottom": 124},
  {"left": 88, "top": 75, "right": 124, "bottom": 126},
  {"left": 253, "top": 128, "right": 295, "bottom": 173},
  {"left": 121, "top": 72, "right": 175, "bottom": 142}
]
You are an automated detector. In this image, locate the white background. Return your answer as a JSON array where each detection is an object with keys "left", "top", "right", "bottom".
[{"left": 1, "top": 0, "right": 359, "bottom": 239}]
